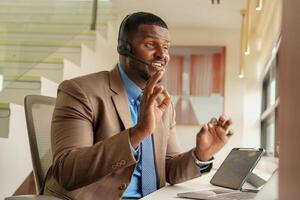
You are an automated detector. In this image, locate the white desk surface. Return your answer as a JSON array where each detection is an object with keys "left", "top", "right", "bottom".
[
  {"left": 140, "top": 157, "right": 278, "bottom": 200},
  {"left": 140, "top": 170, "right": 229, "bottom": 200}
]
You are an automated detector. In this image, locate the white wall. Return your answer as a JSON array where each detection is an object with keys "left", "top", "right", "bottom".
[{"left": 0, "top": 104, "right": 32, "bottom": 199}]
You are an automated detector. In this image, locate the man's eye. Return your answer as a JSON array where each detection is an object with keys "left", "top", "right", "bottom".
[
  {"left": 145, "top": 43, "right": 155, "bottom": 48},
  {"left": 163, "top": 46, "right": 170, "bottom": 50}
]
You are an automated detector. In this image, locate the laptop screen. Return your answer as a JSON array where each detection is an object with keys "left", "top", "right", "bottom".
[{"left": 210, "top": 148, "right": 264, "bottom": 190}]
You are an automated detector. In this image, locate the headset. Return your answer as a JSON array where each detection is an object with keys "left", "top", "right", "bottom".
[
  {"left": 117, "top": 14, "right": 150, "bottom": 66},
  {"left": 117, "top": 14, "right": 132, "bottom": 56}
]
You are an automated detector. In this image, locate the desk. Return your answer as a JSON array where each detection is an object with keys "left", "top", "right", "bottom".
[
  {"left": 140, "top": 171, "right": 225, "bottom": 200},
  {"left": 140, "top": 157, "right": 277, "bottom": 200}
]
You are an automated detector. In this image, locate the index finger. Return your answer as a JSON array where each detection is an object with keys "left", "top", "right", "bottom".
[{"left": 144, "top": 69, "right": 165, "bottom": 96}]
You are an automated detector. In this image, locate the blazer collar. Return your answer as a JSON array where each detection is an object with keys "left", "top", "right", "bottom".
[
  {"left": 109, "top": 64, "right": 126, "bottom": 95},
  {"left": 109, "top": 65, "right": 132, "bottom": 129}
]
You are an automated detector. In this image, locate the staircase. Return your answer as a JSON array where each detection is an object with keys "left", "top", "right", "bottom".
[{"left": 0, "top": 0, "right": 118, "bottom": 198}]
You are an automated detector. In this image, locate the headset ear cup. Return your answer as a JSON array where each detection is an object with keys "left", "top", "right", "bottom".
[
  {"left": 117, "top": 41, "right": 131, "bottom": 56},
  {"left": 117, "top": 14, "right": 132, "bottom": 56}
]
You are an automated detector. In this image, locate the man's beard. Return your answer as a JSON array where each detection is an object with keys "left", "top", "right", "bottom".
[
  {"left": 138, "top": 68, "right": 163, "bottom": 84},
  {"left": 129, "top": 59, "right": 164, "bottom": 83}
]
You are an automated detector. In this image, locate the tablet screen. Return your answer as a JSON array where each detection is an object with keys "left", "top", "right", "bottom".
[{"left": 210, "top": 148, "right": 264, "bottom": 190}]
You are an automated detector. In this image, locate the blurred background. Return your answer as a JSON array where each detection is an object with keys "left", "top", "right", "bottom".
[{"left": 0, "top": 0, "right": 283, "bottom": 198}]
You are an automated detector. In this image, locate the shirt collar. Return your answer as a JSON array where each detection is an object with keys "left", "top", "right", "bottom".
[{"left": 118, "top": 63, "right": 143, "bottom": 104}]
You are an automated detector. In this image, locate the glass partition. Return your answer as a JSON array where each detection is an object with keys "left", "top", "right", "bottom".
[{"left": 0, "top": 0, "right": 116, "bottom": 105}]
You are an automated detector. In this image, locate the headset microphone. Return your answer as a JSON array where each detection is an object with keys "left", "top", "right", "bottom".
[{"left": 126, "top": 52, "right": 151, "bottom": 66}]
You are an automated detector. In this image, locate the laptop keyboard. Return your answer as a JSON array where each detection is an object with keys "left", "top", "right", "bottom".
[{"left": 212, "top": 191, "right": 256, "bottom": 200}]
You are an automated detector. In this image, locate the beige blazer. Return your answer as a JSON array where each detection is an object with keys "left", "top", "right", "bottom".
[{"left": 44, "top": 66, "right": 209, "bottom": 200}]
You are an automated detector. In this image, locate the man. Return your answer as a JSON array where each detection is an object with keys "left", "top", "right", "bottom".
[{"left": 44, "top": 12, "right": 233, "bottom": 200}]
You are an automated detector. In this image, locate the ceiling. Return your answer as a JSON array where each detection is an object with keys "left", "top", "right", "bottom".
[{"left": 112, "top": 0, "right": 246, "bottom": 29}]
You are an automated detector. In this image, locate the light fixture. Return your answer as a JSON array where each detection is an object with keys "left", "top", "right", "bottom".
[
  {"left": 211, "top": 0, "right": 220, "bottom": 5},
  {"left": 239, "top": 10, "right": 246, "bottom": 79},
  {"left": 244, "top": 0, "right": 251, "bottom": 55},
  {"left": 256, "top": 0, "right": 263, "bottom": 11}
]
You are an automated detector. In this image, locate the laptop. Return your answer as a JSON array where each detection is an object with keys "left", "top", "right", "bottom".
[
  {"left": 177, "top": 148, "right": 266, "bottom": 200},
  {"left": 177, "top": 170, "right": 278, "bottom": 200}
]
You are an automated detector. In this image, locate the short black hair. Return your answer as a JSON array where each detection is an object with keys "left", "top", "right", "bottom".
[{"left": 119, "top": 12, "right": 168, "bottom": 41}]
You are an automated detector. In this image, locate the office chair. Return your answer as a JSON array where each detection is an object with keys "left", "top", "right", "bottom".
[{"left": 5, "top": 95, "right": 61, "bottom": 200}]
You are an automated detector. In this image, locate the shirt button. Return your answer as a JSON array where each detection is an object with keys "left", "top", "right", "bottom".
[{"left": 118, "top": 183, "right": 127, "bottom": 190}]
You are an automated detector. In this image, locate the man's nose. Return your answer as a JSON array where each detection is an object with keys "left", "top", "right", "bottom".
[{"left": 154, "top": 47, "right": 167, "bottom": 59}]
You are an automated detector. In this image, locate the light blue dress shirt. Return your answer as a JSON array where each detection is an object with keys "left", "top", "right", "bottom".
[
  {"left": 118, "top": 64, "right": 143, "bottom": 198},
  {"left": 118, "top": 64, "right": 210, "bottom": 198}
]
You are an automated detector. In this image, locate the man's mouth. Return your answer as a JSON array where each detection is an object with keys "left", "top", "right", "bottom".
[{"left": 151, "top": 62, "right": 165, "bottom": 71}]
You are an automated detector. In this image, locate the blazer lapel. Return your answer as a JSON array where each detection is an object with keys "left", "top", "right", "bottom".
[
  {"left": 110, "top": 66, "right": 165, "bottom": 185},
  {"left": 109, "top": 65, "right": 132, "bottom": 129}
]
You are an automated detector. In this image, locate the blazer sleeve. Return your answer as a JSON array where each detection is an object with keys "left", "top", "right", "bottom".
[
  {"left": 165, "top": 103, "right": 212, "bottom": 185},
  {"left": 51, "top": 80, "right": 137, "bottom": 190}
]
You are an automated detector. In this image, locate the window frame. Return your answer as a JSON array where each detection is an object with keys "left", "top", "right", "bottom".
[{"left": 260, "top": 39, "right": 280, "bottom": 157}]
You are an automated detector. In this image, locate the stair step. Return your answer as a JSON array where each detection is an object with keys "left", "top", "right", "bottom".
[
  {"left": 0, "top": 102, "right": 9, "bottom": 109},
  {"left": 0, "top": 47, "right": 81, "bottom": 55},
  {"left": 0, "top": 8, "right": 115, "bottom": 17},
  {"left": 0, "top": 0, "right": 113, "bottom": 9},
  {"left": 1, "top": 66, "right": 64, "bottom": 83},
  {"left": 0, "top": 75, "right": 58, "bottom": 105},
  {"left": 1, "top": 32, "right": 96, "bottom": 41},
  {"left": 0, "top": 39, "right": 81, "bottom": 47},
  {"left": 0, "top": 50, "right": 80, "bottom": 64},
  {"left": 0, "top": 40, "right": 95, "bottom": 52},
  {"left": 0, "top": 23, "right": 107, "bottom": 32},
  {"left": 0, "top": 13, "right": 114, "bottom": 24},
  {"left": 2, "top": 75, "right": 42, "bottom": 94},
  {"left": 0, "top": 8, "right": 116, "bottom": 16},
  {"left": 0, "top": 45, "right": 81, "bottom": 53},
  {"left": 0, "top": 13, "right": 115, "bottom": 21},
  {"left": 0, "top": 54, "right": 78, "bottom": 83},
  {"left": 4, "top": 75, "right": 41, "bottom": 82},
  {"left": 0, "top": 60, "right": 64, "bottom": 72},
  {"left": 0, "top": 61, "right": 64, "bottom": 74},
  {"left": 0, "top": 57, "right": 65, "bottom": 80},
  {"left": 0, "top": 28, "right": 96, "bottom": 36},
  {"left": 0, "top": 18, "right": 112, "bottom": 25},
  {"left": 0, "top": 56, "right": 63, "bottom": 64}
]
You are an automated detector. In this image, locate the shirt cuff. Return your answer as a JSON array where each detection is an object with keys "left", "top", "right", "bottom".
[
  {"left": 128, "top": 138, "right": 140, "bottom": 158},
  {"left": 130, "top": 143, "right": 140, "bottom": 156},
  {"left": 192, "top": 149, "right": 214, "bottom": 172},
  {"left": 128, "top": 128, "right": 141, "bottom": 159}
]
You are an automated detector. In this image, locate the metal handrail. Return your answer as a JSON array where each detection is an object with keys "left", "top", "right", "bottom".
[{"left": 90, "top": 0, "right": 98, "bottom": 30}]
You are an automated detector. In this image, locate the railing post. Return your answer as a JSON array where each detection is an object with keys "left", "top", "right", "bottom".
[{"left": 90, "top": 0, "right": 98, "bottom": 31}]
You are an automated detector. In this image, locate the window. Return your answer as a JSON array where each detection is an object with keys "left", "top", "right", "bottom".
[{"left": 261, "top": 53, "right": 279, "bottom": 157}]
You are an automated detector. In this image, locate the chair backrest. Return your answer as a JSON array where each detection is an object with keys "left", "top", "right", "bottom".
[{"left": 24, "top": 95, "right": 56, "bottom": 193}]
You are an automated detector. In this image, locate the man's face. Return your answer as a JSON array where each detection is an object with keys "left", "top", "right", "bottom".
[{"left": 125, "top": 24, "right": 171, "bottom": 84}]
